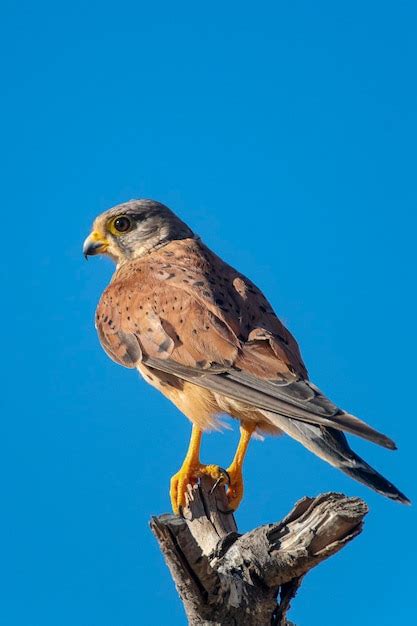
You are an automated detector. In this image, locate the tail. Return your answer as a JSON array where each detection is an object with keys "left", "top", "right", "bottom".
[{"left": 263, "top": 411, "right": 410, "bottom": 504}]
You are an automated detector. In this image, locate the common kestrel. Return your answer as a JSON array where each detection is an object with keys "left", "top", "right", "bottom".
[{"left": 83, "top": 199, "right": 409, "bottom": 513}]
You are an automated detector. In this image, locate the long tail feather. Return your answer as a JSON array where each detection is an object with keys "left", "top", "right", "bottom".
[{"left": 263, "top": 411, "right": 410, "bottom": 504}]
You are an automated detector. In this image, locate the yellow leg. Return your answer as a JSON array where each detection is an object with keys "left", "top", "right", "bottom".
[
  {"left": 225, "top": 422, "right": 256, "bottom": 510},
  {"left": 170, "top": 425, "right": 229, "bottom": 514}
]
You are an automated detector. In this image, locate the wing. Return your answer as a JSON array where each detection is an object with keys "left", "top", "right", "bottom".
[{"left": 95, "top": 239, "right": 395, "bottom": 450}]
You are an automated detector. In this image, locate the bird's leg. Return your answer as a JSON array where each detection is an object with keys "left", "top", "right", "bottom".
[
  {"left": 170, "top": 424, "right": 202, "bottom": 514},
  {"left": 225, "top": 422, "right": 256, "bottom": 510},
  {"left": 170, "top": 424, "right": 229, "bottom": 514}
]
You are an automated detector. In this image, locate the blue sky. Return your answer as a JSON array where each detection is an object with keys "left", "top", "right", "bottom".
[{"left": 1, "top": 1, "right": 416, "bottom": 624}]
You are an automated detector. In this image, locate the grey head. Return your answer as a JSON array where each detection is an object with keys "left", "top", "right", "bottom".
[{"left": 83, "top": 199, "right": 195, "bottom": 264}]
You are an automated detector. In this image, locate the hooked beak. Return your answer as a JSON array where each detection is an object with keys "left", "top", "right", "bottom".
[{"left": 83, "top": 232, "right": 109, "bottom": 259}]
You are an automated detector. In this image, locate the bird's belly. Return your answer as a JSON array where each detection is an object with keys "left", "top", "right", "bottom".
[
  {"left": 136, "top": 363, "right": 220, "bottom": 429},
  {"left": 136, "top": 363, "right": 282, "bottom": 435}
]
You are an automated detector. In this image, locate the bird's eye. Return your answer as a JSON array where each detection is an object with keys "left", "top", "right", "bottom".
[{"left": 112, "top": 216, "right": 132, "bottom": 233}]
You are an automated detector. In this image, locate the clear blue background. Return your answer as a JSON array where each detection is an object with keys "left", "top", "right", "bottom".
[{"left": 1, "top": 1, "right": 416, "bottom": 624}]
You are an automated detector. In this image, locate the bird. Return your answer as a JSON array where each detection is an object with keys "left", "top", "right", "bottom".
[{"left": 83, "top": 199, "right": 409, "bottom": 513}]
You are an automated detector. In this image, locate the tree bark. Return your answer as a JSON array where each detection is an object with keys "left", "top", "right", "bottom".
[{"left": 150, "top": 477, "right": 368, "bottom": 625}]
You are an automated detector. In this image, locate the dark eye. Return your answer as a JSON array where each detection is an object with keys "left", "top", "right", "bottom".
[{"left": 113, "top": 216, "right": 132, "bottom": 233}]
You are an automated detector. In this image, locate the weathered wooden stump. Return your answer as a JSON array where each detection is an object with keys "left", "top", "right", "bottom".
[{"left": 150, "top": 477, "right": 368, "bottom": 625}]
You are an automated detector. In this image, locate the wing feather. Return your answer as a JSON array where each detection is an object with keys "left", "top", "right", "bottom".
[
  {"left": 143, "top": 355, "right": 395, "bottom": 449},
  {"left": 95, "top": 239, "right": 396, "bottom": 451}
]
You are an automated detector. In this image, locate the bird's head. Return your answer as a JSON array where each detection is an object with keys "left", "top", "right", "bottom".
[{"left": 83, "top": 199, "right": 194, "bottom": 264}]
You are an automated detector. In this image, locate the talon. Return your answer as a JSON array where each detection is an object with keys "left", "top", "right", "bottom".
[
  {"left": 202, "top": 466, "right": 229, "bottom": 495},
  {"left": 222, "top": 469, "right": 231, "bottom": 484},
  {"left": 224, "top": 466, "right": 244, "bottom": 511},
  {"left": 170, "top": 463, "right": 231, "bottom": 514},
  {"left": 210, "top": 475, "right": 224, "bottom": 494}
]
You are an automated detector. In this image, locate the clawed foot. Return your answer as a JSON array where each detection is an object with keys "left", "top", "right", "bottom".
[
  {"left": 170, "top": 463, "right": 230, "bottom": 514},
  {"left": 224, "top": 465, "right": 244, "bottom": 511}
]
